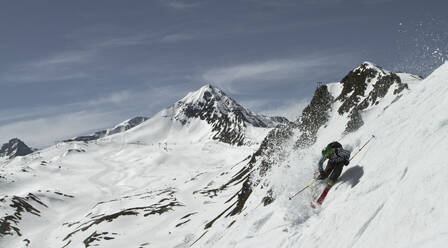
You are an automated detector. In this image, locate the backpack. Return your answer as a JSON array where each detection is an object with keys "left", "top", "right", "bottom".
[{"left": 327, "top": 141, "right": 349, "bottom": 165}]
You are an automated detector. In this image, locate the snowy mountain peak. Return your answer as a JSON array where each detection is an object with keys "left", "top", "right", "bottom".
[
  {"left": 0, "top": 138, "right": 33, "bottom": 159},
  {"left": 178, "top": 83, "right": 244, "bottom": 115},
  {"left": 357, "top": 61, "right": 388, "bottom": 74},
  {"left": 180, "top": 83, "right": 223, "bottom": 104},
  {"left": 167, "top": 84, "right": 289, "bottom": 145}
]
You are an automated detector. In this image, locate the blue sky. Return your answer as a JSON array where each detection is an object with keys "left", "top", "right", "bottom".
[{"left": 0, "top": 0, "right": 447, "bottom": 147}]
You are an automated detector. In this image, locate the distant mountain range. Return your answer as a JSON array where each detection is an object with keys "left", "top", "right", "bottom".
[{"left": 63, "top": 84, "right": 289, "bottom": 146}]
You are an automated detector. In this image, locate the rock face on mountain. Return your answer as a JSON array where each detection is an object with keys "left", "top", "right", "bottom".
[
  {"left": 64, "top": 116, "right": 148, "bottom": 142},
  {"left": 296, "top": 85, "right": 334, "bottom": 147},
  {"left": 0, "top": 138, "right": 33, "bottom": 159},
  {"left": 336, "top": 62, "right": 408, "bottom": 133},
  {"left": 168, "top": 84, "right": 290, "bottom": 145}
]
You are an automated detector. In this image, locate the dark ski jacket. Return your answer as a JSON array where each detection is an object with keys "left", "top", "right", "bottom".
[{"left": 318, "top": 147, "right": 351, "bottom": 173}]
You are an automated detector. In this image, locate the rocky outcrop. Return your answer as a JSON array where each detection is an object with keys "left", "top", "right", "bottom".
[
  {"left": 296, "top": 85, "right": 334, "bottom": 147},
  {"left": 336, "top": 62, "right": 408, "bottom": 133},
  {"left": 0, "top": 138, "right": 33, "bottom": 159}
]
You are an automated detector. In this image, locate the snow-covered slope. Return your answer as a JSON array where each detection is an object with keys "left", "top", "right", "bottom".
[
  {"left": 1, "top": 62, "right": 446, "bottom": 248},
  {"left": 190, "top": 61, "right": 446, "bottom": 248}
]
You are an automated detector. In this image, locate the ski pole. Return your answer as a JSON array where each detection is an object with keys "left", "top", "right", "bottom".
[
  {"left": 289, "top": 179, "right": 317, "bottom": 200},
  {"left": 349, "top": 135, "right": 375, "bottom": 162}
]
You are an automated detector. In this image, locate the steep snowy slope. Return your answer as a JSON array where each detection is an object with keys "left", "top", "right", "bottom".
[
  {"left": 189, "top": 62, "right": 447, "bottom": 248},
  {"left": 294, "top": 61, "right": 448, "bottom": 248}
]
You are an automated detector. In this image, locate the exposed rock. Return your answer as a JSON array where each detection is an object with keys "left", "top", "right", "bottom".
[
  {"left": 0, "top": 193, "right": 47, "bottom": 237},
  {"left": 295, "top": 85, "right": 334, "bottom": 147},
  {"left": 0, "top": 138, "right": 33, "bottom": 159},
  {"left": 336, "top": 62, "right": 409, "bottom": 133},
  {"left": 345, "top": 108, "right": 364, "bottom": 133},
  {"left": 63, "top": 188, "right": 182, "bottom": 244},
  {"left": 83, "top": 231, "right": 116, "bottom": 247}
]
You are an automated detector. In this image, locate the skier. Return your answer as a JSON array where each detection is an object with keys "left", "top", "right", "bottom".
[
  {"left": 310, "top": 142, "right": 351, "bottom": 206},
  {"left": 316, "top": 141, "right": 351, "bottom": 187}
]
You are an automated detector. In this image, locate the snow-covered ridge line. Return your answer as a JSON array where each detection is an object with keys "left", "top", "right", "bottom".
[{"left": 63, "top": 116, "right": 148, "bottom": 143}]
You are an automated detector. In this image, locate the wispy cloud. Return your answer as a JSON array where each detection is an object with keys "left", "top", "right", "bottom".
[
  {"left": 86, "top": 91, "right": 133, "bottom": 106},
  {"left": 0, "top": 110, "right": 118, "bottom": 148},
  {"left": 241, "top": 98, "right": 309, "bottom": 121},
  {"left": 161, "top": 0, "right": 204, "bottom": 9},
  {"left": 158, "top": 33, "right": 193, "bottom": 43},
  {"left": 202, "top": 53, "right": 349, "bottom": 93},
  {"left": 259, "top": 99, "right": 309, "bottom": 121},
  {"left": 90, "top": 32, "right": 195, "bottom": 49},
  {"left": 92, "top": 34, "right": 149, "bottom": 49},
  {"left": 203, "top": 59, "right": 299, "bottom": 85},
  {"left": 31, "top": 51, "right": 91, "bottom": 67},
  {"left": 1, "top": 29, "right": 195, "bottom": 84},
  {"left": 246, "top": 0, "right": 393, "bottom": 5},
  {"left": 1, "top": 50, "right": 93, "bottom": 83}
]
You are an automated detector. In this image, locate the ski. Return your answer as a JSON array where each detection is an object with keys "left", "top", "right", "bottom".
[
  {"left": 311, "top": 186, "right": 330, "bottom": 208},
  {"left": 317, "top": 187, "right": 330, "bottom": 204}
]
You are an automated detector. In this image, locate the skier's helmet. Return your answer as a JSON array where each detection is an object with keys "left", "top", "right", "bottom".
[{"left": 322, "top": 146, "right": 333, "bottom": 158}]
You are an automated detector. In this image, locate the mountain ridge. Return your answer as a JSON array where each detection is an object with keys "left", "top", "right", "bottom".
[{"left": 64, "top": 84, "right": 288, "bottom": 146}]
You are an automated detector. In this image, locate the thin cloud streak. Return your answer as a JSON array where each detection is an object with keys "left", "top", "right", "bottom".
[
  {"left": 161, "top": 0, "right": 205, "bottom": 9},
  {"left": 158, "top": 33, "right": 193, "bottom": 43},
  {"left": 202, "top": 53, "right": 351, "bottom": 93},
  {"left": 0, "top": 29, "right": 196, "bottom": 84},
  {"left": 259, "top": 99, "right": 309, "bottom": 121},
  {"left": 247, "top": 0, "right": 394, "bottom": 5},
  {"left": 0, "top": 110, "right": 118, "bottom": 148},
  {"left": 241, "top": 98, "right": 309, "bottom": 121},
  {"left": 1, "top": 50, "right": 94, "bottom": 83}
]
